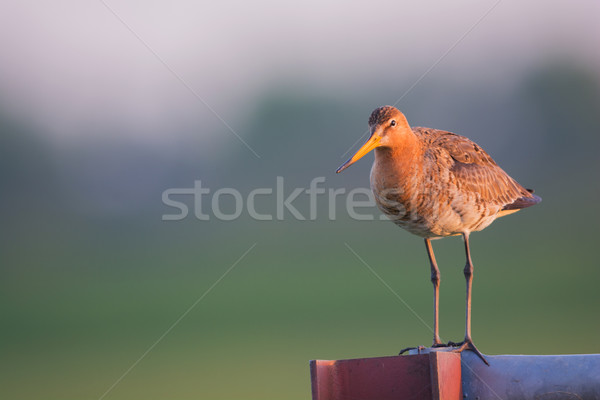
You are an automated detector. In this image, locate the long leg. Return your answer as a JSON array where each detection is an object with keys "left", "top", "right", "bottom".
[
  {"left": 456, "top": 233, "right": 489, "bottom": 365},
  {"left": 399, "top": 239, "right": 443, "bottom": 355},
  {"left": 464, "top": 233, "right": 473, "bottom": 341},
  {"left": 424, "top": 238, "right": 443, "bottom": 346}
]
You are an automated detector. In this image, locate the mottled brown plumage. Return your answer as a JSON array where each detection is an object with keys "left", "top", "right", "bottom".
[
  {"left": 371, "top": 125, "right": 540, "bottom": 238},
  {"left": 337, "top": 105, "right": 541, "bottom": 365}
]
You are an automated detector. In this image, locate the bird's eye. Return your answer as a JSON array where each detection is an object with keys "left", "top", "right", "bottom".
[{"left": 390, "top": 120, "right": 396, "bottom": 127}]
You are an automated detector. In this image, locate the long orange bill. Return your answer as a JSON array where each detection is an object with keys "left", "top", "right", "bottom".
[{"left": 336, "top": 134, "right": 380, "bottom": 173}]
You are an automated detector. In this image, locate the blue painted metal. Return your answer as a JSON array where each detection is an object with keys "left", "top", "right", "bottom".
[{"left": 461, "top": 352, "right": 600, "bottom": 399}]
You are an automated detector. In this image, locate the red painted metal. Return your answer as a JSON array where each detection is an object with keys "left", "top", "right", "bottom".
[
  {"left": 310, "top": 352, "right": 462, "bottom": 400},
  {"left": 429, "top": 351, "right": 462, "bottom": 400}
]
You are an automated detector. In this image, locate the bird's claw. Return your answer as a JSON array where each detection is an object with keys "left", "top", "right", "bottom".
[
  {"left": 400, "top": 340, "right": 489, "bottom": 366},
  {"left": 399, "top": 345, "right": 426, "bottom": 355},
  {"left": 450, "top": 338, "right": 489, "bottom": 366}
]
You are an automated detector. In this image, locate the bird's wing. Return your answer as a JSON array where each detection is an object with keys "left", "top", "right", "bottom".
[{"left": 418, "top": 128, "right": 538, "bottom": 209}]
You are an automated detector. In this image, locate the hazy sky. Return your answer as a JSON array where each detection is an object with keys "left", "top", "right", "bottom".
[{"left": 1, "top": 0, "right": 598, "bottom": 143}]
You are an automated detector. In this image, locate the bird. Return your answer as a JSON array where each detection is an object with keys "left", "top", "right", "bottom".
[{"left": 336, "top": 105, "right": 541, "bottom": 365}]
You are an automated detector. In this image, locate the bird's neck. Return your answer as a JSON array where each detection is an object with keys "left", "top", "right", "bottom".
[
  {"left": 374, "top": 133, "right": 422, "bottom": 174},
  {"left": 371, "top": 136, "right": 423, "bottom": 207}
]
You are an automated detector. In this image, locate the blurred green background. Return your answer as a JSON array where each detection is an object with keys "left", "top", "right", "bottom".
[{"left": 1, "top": 1, "right": 600, "bottom": 399}]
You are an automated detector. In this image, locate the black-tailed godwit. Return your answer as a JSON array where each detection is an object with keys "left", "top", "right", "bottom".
[{"left": 337, "top": 105, "right": 541, "bottom": 364}]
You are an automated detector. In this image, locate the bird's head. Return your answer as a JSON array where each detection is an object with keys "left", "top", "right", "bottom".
[{"left": 336, "top": 106, "right": 410, "bottom": 173}]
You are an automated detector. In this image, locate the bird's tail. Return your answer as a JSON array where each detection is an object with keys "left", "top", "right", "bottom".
[{"left": 503, "top": 189, "right": 542, "bottom": 211}]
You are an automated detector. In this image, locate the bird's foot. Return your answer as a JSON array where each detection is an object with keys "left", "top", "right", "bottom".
[
  {"left": 448, "top": 338, "right": 489, "bottom": 366},
  {"left": 399, "top": 341, "right": 451, "bottom": 355},
  {"left": 399, "top": 345, "right": 427, "bottom": 355}
]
